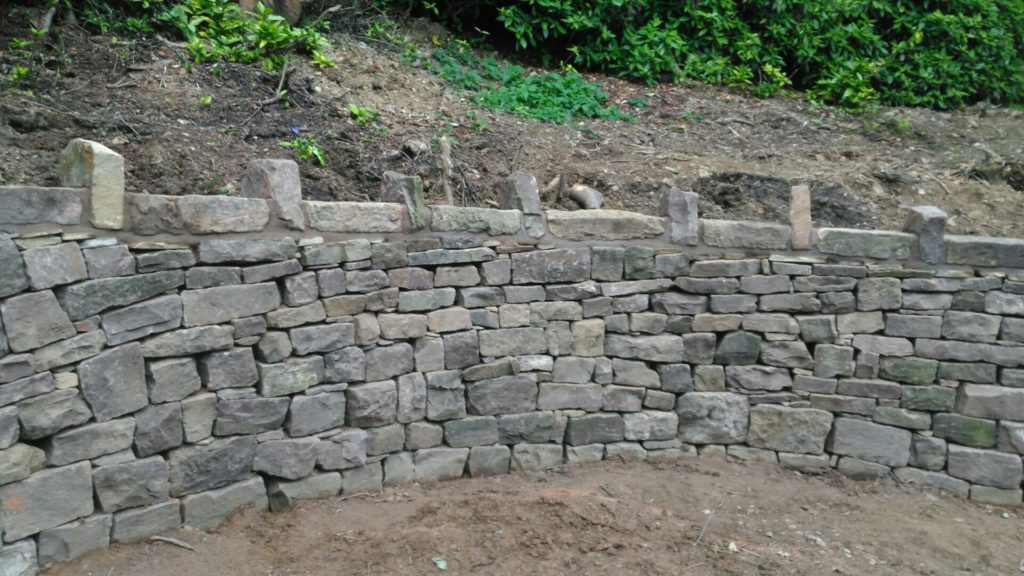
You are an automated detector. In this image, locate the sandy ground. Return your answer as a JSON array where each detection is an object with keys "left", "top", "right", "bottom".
[{"left": 44, "top": 456, "right": 1024, "bottom": 576}]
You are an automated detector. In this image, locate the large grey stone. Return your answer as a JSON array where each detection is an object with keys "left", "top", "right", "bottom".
[
  {"left": 747, "top": 405, "right": 832, "bottom": 454},
  {"left": 565, "top": 413, "right": 624, "bottom": 445},
  {"left": 59, "top": 139, "right": 124, "bottom": 228},
  {"left": 31, "top": 330, "right": 106, "bottom": 372},
  {"left": 827, "top": 418, "right": 911, "bottom": 467},
  {"left": 181, "top": 476, "right": 267, "bottom": 532},
  {"left": 468, "top": 445, "right": 511, "bottom": 477},
  {"left": 37, "top": 513, "right": 111, "bottom": 565},
  {"left": 177, "top": 195, "right": 269, "bottom": 233},
  {"left": 215, "top": 398, "right": 289, "bottom": 436},
  {"left": 100, "top": 295, "right": 183, "bottom": 346},
  {"left": 110, "top": 500, "right": 181, "bottom": 544},
  {"left": 1, "top": 291, "right": 74, "bottom": 352},
  {"left": 253, "top": 438, "right": 319, "bottom": 480},
  {"left": 431, "top": 205, "right": 521, "bottom": 235},
  {"left": 290, "top": 323, "right": 354, "bottom": 355},
  {"left": 0, "top": 238, "right": 28, "bottom": 298},
  {"left": 604, "top": 334, "right": 684, "bottom": 362},
  {"left": 198, "top": 348, "right": 258, "bottom": 390},
  {"left": 914, "top": 338, "right": 1024, "bottom": 367},
  {"left": 0, "top": 462, "right": 93, "bottom": 541},
  {"left": 0, "top": 444, "right": 45, "bottom": 486},
  {"left": 546, "top": 209, "right": 664, "bottom": 241},
  {"left": 347, "top": 380, "right": 397, "bottom": 427},
  {"left": 661, "top": 188, "right": 699, "bottom": 245},
  {"left": 23, "top": 242, "right": 87, "bottom": 290},
  {"left": 365, "top": 343, "right": 415, "bottom": 381},
  {"left": 134, "top": 403, "right": 183, "bottom": 457},
  {"left": 140, "top": 326, "right": 234, "bottom": 357},
  {"left": 16, "top": 388, "right": 91, "bottom": 439},
  {"left": 78, "top": 343, "right": 147, "bottom": 421},
  {"left": 714, "top": 331, "right": 760, "bottom": 365},
  {"left": 167, "top": 435, "right": 257, "bottom": 497},
  {"left": 92, "top": 457, "right": 169, "bottom": 512},
  {"left": 903, "top": 205, "right": 947, "bottom": 264},
  {"left": 46, "top": 418, "right": 135, "bottom": 466},
  {"left": 0, "top": 539, "right": 36, "bottom": 575},
  {"left": 511, "top": 248, "right": 590, "bottom": 284},
  {"left": 325, "top": 346, "right": 365, "bottom": 383},
  {"left": 816, "top": 228, "right": 914, "bottom": 259},
  {"left": 197, "top": 238, "right": 297, "bottom": 264},
  {"left": 182, "top": 283, "right": 280, "bottom": 327},
  {"left": 725, "top": 365, "right": 792, "bottom": 391},
  {"left": 622, "top": 411, "right": 678, "bottom": 441},
  {"left": 466, "top": 375, "right": 537, "bottom": 415},
  {"left": 701, "top": 220, "right": 792, "bottom": 249},
  {"left": 181, "top": 393, "right": 215, "bottom": 443},
  {"left": 413, "top": 447, "right": 468, "bottom": 483},
  {"left": 954, "top": 384, "right": 1024, "bottom": 421},
  {"left": 945, "top": 235, "right": 1024, "bottom": 268},
  {"left": 57, "top": 270, "right": 184, "bottom": 320},
  {"left": 538, "top": 383, "right": 603, "bottom": 411},
  {"left": 0, "top": 186, "right": 82, "bottom": 225},
  {"left": 676, "top": 392, "right": 749, "bottom": 444},
  {"left": 241, "top": 159, "right": 305, "bottom": 229},
  {"left": 946, "top": 445, "right": 1023, "bottom": 489},
  {"left": 479, "top": 328, "right": 546, "bottom": 357},
  {"left": 145, "top": 357, "right": 201, "bottom": 403},
  {"left": 256, "top": 357, "right": 325, "bottom": 397},
  {"left": 317, "top": 429, "right": 367, "bottom": 470},
  {"left": 511, "top": 444, "right": 564, "bottom": 471},
  {"left": 267, "top": 473, "right": 341, "bottom": 512},
  {"left": 287, "top": 392, "right": 346, "bottom": 437}
]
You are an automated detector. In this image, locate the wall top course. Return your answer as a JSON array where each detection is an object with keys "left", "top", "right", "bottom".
[{"left": 3, "top": 139, "right": 1024, "bottom": 270}]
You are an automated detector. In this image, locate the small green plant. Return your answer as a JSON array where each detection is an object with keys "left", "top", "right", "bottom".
[
  {"left": 428, "top": 42, "right": 632, "bottom": 124},
  {"left": 465, "top": 110, "right": 489, "bottom": 132},
  {"left": 7, "top": 66, "right": 31, "bottom": 85},
  {"left": 348, "top": 103, "right": 380, "bottom": 126},
  {"left": 279, "top": 136, "right": 325, "bottom": 166},
  {"left": 198, "top": 95, "right": 213, "bottom": 106}
]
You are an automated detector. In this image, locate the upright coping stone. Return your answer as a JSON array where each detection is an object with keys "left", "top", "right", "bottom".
[
  {"left": 499, "top": 171, "right": 545, "bottom": 239},
  {"left": 241, "top": 159, "right": 306, "bottom": 231},
  {"left": 904, "top": 205, "right": 947, "bottom": 264},
  {"left": 381, "top": 171, "right": 427, "bottom": 231},
  {"left": 59, "top": 139, "right": 125, "bottom": 230},
  {"left": 790, "top": 184, "right": 812, "bottom": 250},
  {"left": 661, "top": 187, "right": 698, "bottom": 246}
]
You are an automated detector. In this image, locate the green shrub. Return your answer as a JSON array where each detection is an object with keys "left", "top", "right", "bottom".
[
  {"left": 73, "top": 0, "right": 334, "bottom": 69},
  {"left": 429, "top": 41, "right": 632, "bottom": 123},
  {"left": 397, "top": 0, "right": 1024, "bottom": 110}
]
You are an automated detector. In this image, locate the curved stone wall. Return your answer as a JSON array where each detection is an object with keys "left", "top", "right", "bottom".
[{"left": 0, "top": 141, "right": 1023, "bottom": 574}]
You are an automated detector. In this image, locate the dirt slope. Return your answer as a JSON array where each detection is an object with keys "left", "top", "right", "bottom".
[{"left": 1, "top": 7, "right": 1023, "bottom": 237}]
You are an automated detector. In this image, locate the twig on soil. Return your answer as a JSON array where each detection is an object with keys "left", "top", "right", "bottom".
[
  {"left": 439, "top": 136, "right": 455, "bottom": 205},
  {"left": 716, "top": 116, "right": 755, "bottom": 127},
  {"left": 156, "top": 35, "right": 188, "bottom": 50},
  {"left": 149, "top": 536, "right": 198, "bottom": 552},
  {"left": 35, "top": 5, "right": 58, "bottom": 36},
  {"left": 923, "top": 172, "right": 951, "bottom": 195},
  {"left": 694, "top": 510, "right": 716, "bottom": 545},
  {"left": 311, "top": 5, "right": 342, "bottom": 27},
  {"left": 261, "top": 57, "right": 293, "bottom": 106}
]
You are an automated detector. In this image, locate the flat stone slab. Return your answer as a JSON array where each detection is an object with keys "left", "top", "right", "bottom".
[
  {"left": 0, "top": 186, "right": 83, "bottom": 225},
  {"left": 546, "top": 209, "right": 665, "bottom": 240}
]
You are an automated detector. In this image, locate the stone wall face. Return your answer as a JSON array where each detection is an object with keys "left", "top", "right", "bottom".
[{"left": 1, "top": 145, "right": 1024, "bottom": 573}]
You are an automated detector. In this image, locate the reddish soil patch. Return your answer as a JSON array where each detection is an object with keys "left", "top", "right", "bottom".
[{"left": 44, "top": 457, "right": 1024, "bottom": 576}]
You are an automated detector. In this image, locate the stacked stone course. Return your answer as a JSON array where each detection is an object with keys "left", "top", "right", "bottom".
[{"left": 0, "top": 141, "right": 1023, "bottom": 574}]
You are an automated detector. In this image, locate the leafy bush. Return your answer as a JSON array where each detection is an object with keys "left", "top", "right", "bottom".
[
  {"left": 74, "top": 0, "right": 333, "bottom": 69},
  {"left": 430, "top": 41, "right": 632, "bottom": 123},
  {"left": 396, "top": 0, "right": 1024, "bottom": 109}
]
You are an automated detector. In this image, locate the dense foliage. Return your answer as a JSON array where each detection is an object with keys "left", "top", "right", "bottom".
[{"left": 400, "top": 0, "right": 1024, "bottom": 109}]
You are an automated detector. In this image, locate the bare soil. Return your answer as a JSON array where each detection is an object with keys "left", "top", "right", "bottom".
[
  {"left": 2, "top": 6, "right": 1024, "bottom": 237},
  {"left": 43, "top": 456, "right": 1024, "bottom": 576}
]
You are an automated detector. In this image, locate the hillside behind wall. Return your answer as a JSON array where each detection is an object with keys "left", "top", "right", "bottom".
[{"left": 0, "top": 140, "right": 1023, "bottom": 574}]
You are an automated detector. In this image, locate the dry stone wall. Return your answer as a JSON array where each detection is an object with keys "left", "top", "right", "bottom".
[{"left": 1, "top": 140, "right": 1024, "bottom": 574}]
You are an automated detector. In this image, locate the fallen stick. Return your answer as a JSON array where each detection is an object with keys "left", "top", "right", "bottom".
[{"left": 149, "top": 535, "right": 199, "bottom": 552}]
